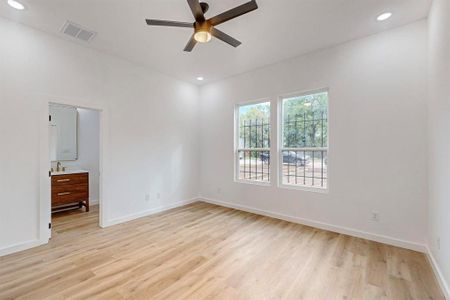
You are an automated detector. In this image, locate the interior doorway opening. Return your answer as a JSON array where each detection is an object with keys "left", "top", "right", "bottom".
[{"left": 48, "top": 103, "right": 101, "bottom": 237}]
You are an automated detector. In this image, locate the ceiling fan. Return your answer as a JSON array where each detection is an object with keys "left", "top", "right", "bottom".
[{"left": 145, "top": 0, "right": 258, "bottom": 52}]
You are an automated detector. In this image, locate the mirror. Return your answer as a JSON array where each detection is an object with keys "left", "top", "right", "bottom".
[{"left": 49, "top": 104, "right": 78, "bottom": 161}]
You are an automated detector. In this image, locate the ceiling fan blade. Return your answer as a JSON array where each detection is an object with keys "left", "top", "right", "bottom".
[
  {"left": 184, "top": 34, "right": 197, "bottom": 52},
  {"left": 146, "top": 19, "right": 194, "bottom": 28},
  {"left": 208, "top": 0, "right": 258, "bottom": 26},
  {"left": 187, "top": 0, "right": 205, "bottom": 23},
  {"left": 211, "top": 27, "right": 241, "bottom": 47}
]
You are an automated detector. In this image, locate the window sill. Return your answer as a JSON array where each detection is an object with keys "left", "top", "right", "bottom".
[
  {"left": 278, "top": 183, "right": 329, "bottom": 194},
  {"left": 234, "top": 179, "right": 272, "bottom": 187}
]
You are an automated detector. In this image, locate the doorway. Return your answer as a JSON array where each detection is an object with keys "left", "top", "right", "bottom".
[{"left": 40, "top": 100, "right": 105, "bottom": 241}]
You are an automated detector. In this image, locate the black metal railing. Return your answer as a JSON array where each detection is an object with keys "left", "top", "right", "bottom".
[
  {"left": 238, "top": 150, "right": 270, "bottom": 182},
  {"left": 282, "top": 111, "right": 328, "bottom": 188},
  {"left": 281, "top": 149, "right": 327, "bottom": 188},
  {"left": 236, "top": 111, "right": 328, "bottom": 187},
  {"left": 283, "top": 111, "right": 327, "bottom": 148},
  {"left": 238, "top": 118, "right": 270, "bottom": 182},
  {"left": 240, "top": 119, "right": 270, "bottom": 149}
]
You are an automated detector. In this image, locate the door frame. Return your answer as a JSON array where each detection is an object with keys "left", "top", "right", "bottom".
[{"left": 39, "top": 95, "right": 109, "bottom": 242}]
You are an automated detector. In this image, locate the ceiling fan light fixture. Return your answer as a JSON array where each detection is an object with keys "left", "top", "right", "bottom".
[{"left": 194, "top": 30, "right": 212, "bottom": 43}]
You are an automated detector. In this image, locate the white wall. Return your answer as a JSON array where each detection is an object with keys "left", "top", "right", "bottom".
[
  {"left": 0, "top": 17, "right": 200, "bottom": 253},
  {"left": 199, "top": 21, "right": 429, "bottom": 250},
  {"left": 60, "top": 108, "right": 100, "bottom": 205},
  {"left": 427, "top": 0, "right": 450, "bottom": 295}
]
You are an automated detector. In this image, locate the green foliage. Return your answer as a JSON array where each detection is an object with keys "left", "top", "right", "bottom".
[
  {"left": 283, "top": 92, "right": 328, "bottom": 148},
  {"left": 237, "top": 93, "right": 328, "bottom": 151},
  {"left": 239, "top": 103, "right": 270, "bottom": 149},
  {"left": 239, "top": 103, "right": 270, "bottom": 123}
]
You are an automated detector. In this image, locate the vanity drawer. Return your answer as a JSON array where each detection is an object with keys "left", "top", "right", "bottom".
[
  {"left": 52, "top": 173, "right": 88, "bottom": 186},
  {"left": 52, "top": 191, "right": 88, "bottom": 206},
  {"left": 52, "top": 184, "right": 88, "bottom": 195}
]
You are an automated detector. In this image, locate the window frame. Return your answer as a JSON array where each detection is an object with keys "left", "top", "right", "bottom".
[
  {"left": 234, "top": 98, "right": 272, "bottom": 186},
  {"left": 277, "top": 88, "right": 330, "bottom": 193}
]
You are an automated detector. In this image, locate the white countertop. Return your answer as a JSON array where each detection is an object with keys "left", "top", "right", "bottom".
[{"left": 51, "top": 170, "right": 89, "bottom": 176}]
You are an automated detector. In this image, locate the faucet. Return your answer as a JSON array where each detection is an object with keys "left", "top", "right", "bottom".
[{"left": 56, "top": 161, "right": 62, "bottom": 172}]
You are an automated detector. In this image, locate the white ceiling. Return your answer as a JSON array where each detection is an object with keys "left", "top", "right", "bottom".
[{"left": 0, "top": 0, "right": 431, "bottom": 85}]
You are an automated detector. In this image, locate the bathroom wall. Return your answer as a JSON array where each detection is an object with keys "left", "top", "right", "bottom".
[{"left": 59, "top": 108, "right": 101, "bottom": 205}]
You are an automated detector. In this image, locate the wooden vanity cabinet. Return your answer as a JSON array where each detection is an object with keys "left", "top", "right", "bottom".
[{"left": 51, "top": 172, "right": 89, "bottom": 212}]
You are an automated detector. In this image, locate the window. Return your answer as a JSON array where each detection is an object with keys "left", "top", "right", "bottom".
[
  {"left": 236, "top": 101, "right": 271, "bottom": 183},
  {"left": 280, "top": 91, "right": 328, "bottom": 189}
]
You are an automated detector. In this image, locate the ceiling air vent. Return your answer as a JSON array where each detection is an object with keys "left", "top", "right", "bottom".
[{"left": 61, "top": 21, "right": 96, "bottom": 43}]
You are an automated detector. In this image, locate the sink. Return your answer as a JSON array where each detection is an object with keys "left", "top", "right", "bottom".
[{"left": 51, "top": 169, "right": 88, "bottom": 176}]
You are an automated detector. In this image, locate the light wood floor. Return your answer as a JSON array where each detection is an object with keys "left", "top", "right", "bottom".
[{"left": 0, "top": 202, "right": 444, "bottom": 300}]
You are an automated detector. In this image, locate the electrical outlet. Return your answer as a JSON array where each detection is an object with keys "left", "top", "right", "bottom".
[
  {"left": 145, "top": 194, "right": 150, "bottom": 202},
  {"left": 217, "top": 187, "right": 222, "bottom": 194},
  {"left": 371, "top": 211, "right": 380, "bottom": 222},
  {"left": 437, "top": 237, "right": 441, "bottom": 250},
  {"left": 156, "top": 193, "right": 161, "bottom": 200}
]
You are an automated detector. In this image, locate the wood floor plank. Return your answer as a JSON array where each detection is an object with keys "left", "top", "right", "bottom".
[{"left": 0, "top": 203, "right": 444, "bottom": 300}]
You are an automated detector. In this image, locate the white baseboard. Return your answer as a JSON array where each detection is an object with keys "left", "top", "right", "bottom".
[
  {"left": 426, "top": 246, "right": 450, "bottom": 299},
  {"left": 90, "top": 198, "right": 99, "bottom": 205},
  {"left": 200, "top": 197, "right": 427, "bottom": 253},
  {"left": 0, "top": 238, "right": 48, "bottom": 257},
  {"left": 103, "top": 197, "right": 198, "bottom": 227}
]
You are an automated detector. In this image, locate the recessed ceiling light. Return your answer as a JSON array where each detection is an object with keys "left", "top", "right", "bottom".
[
  {"left": 196, "top": 76, "right": 204, "bottom": 81},
  {"left": 7, "top": 0, "right": 26, "bottom": 10},
  {"left": 377, "top": 12, "right": 392, "bottom": 21}
]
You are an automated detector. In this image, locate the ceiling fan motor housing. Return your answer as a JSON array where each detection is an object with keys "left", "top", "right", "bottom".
[
  {"left": 195, "top": 21, "right": 211, "bottom": 32},
  {"left": 200, "top": 2, "right": 209, "bottom": 14}
]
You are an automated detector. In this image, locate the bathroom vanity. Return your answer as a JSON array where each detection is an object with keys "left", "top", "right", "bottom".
[{"left": 51, "top": 170, "right": 89, "bottom": 212}]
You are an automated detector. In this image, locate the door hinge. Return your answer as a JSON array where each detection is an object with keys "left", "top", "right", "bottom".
[
  {"left": 49, "top": 171, "right": 51, "bottom": 177},
  {"left": 48, "top": 223, "right": 52, "bottom": 229},
  {"left": 49, "top": 115, "right": 52, "bottom": 122}
]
